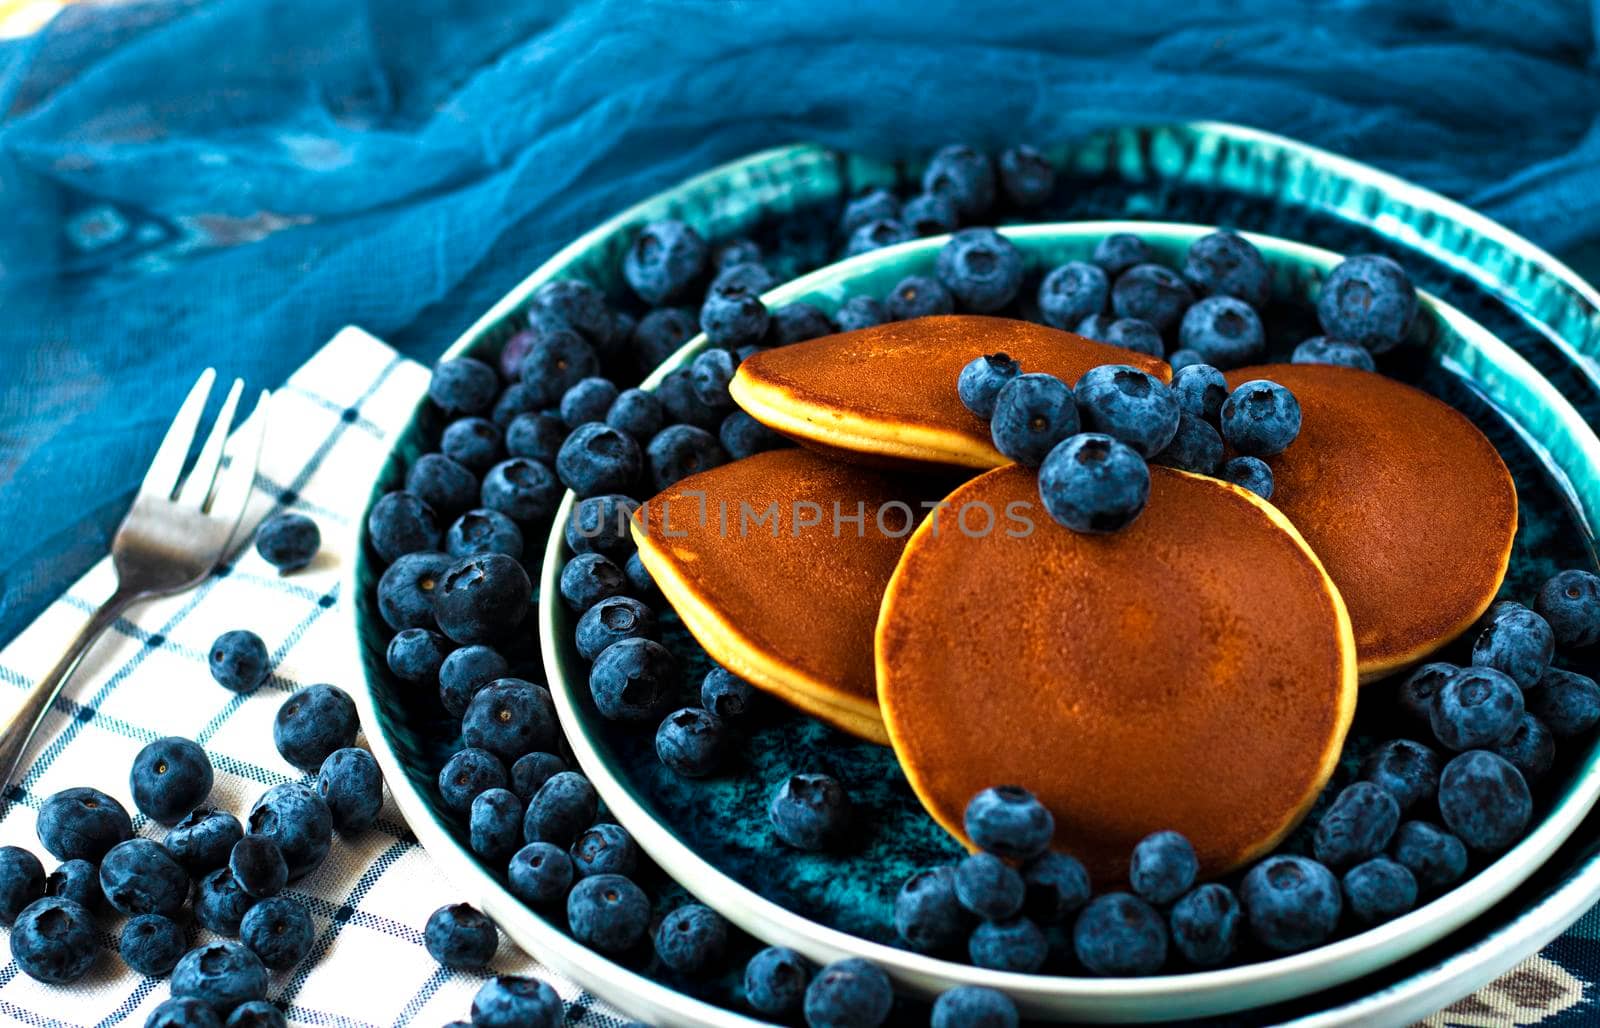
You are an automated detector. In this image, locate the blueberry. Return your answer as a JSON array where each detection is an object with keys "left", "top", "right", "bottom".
[
  {"left": 45, "top": 858, "right": 100, "bottom": 911},
  {"left": 933, "top": 986, "right": 1018, "bottom": 1028},
  {"left": 121, "top": 912, "right": 186, "bottom": 976},
  {"left": 558, "top": 553, "right": 624, "bottom": 613},
  {"left": 1342, "top": 857, "right": 1417, "bottom": 925},
  {"left": 254, "top": 512, "right": 320, "bottom": 572},
  {"left": 605, "top": 390, "right": 666, "bottom": 445},
  {"left": 1104, "top": 317, "right": 1165, "bottom": 359},
  {"left": 439, "top": 644, "right": 510, "bottom": 716},
  {"left": 445, "top": 508, "right": 524, "bottom": 559},
  {"left": 804, "top": 957, "right": 895, "bottom": 1028},
  {"left": 434, "top": 552, "right": 531, "bottom": 645},
  {"left": 150, "top": 998, "right": 225, "bottom": 1028},
  {"left": 654, "top": 368, "right": 721, "bottom": 430},
  {"left": 989, "top": 372, "right": 1079, "bottom": 467},
  {"left": 1471, "top": 601, "right": 1555, "bottom": 689},
  {"left": 833, "top": 295, "right": 888, "bottom": 333},
  {"left": 1076, "top": 314, "right": 1114, "bottom": 340},
  {"left": 767, "top": 302, "right": 834, "bottom": 345},
  {"left": 520, "top": 328, "right": 601, "bottom": 406},
  {"left": 1183, "top": 231, "right": 1270, "bottom": 307},
  {"left": 316, "top": 747, "right": 384, "bottom": 833},
  {"left": 712, "top": 261, "right": 778, "bottom": 296},
  {"left": 558, "top": 380, "right": 618, "bottom": 431},
  {"left": 226, "top": 1001, "right": 287, "bottom": 1028},
  {"left": 624, "top": 551, "right": 658, "bottom": 600},
  {"left": 745, "top": 946, "right": 811, "bottom": 1017},
  {"left": 957, "top": 353, "right": 1021, "bottom": 422},
  {"left": 893, "top": 866, "right": 968, "bottom": 953},
  {"left": 481, "top": 457, "right": 560, "bottom": 523},
  {"left": 469, "top": 788, "right": 524, "bottom": 861},
  {"left": 885, "top": 274, "right": 955, "bottom": 320},
  {"left": 1431, "top": 666, "right": 1524, "bottom": 751},
  {"left": 1400, "top": 662, "right": 1459, "bottom": 724},
  {"left": 968, "top": 915, "right": 1047, "bottom": 972},
  {"left": 1391, "top": 821, "right": 1469, "bottom": 892},
  {"left": 425, "top": 902, "right": 498, "bottom": 969},
  {"left": 1438, "top": 750, "right": 1532, "bottom": 852},
  {"left": 646, "top": 424, "right": 727, "bottom": 491},
  {"left": 429, "top": 357, "right": 499, "bottom": 416},
  {"left": 1076, "top": 364, "right": 1181, "bottom": 458},
  {"left": 567, "top": 873, "right": 650, "bottom": 953},
  {"left": 625, "top": 220, "right": 707, "bottom": 304},
  {"left": 1129, "top": 830, "right": 1199, "bottom": 904},
  {"left": 406, "top": 454, "right": 478, "bottom": 515},
  {"left": 11, "top": 897, "right": 96, "bottom": 983},
  {"left": 274, "top": 684, "right": 357, "bottom": 771},
  {"left": 367, "top": 491, "right": 440, "bottom": 563},
  {"left": 656, "top": 707, "right": 726, "bottom": 778},
  {"left": 194, "top": 867, "right": 254, "bottom": 935},
  {"left": 172, "top": 940, "right": 268, "bottom": 1012},
  {"left": 237, "top": 896, "right": 313, "bottom": 972},
  {"left": 507, "top": 842, "right": 573, "bottom": 907},
  {"left": 209, "top": 630, "right": 271, "bottom": 693},
  {"left": 700, "top": 278, "right": 770, "bottom": 349},
  {"left": 719, "top": 410, "right": 785, "bottom": 459},
  {"left": 1167, "top": 347, "right": 1204, "bottom": 370},
  {"left": 510, "top": 752, "right": 568, "bottom": 802},
  {"left": 1316, "top": 254, "right": 1417, "bottom": 353},
  {"left": 1113, "top": 263, "right": 1195, "bottom": 332},
  {"left": 1039, "top": 433, "right": 1150, "bottom": 534},
  {"left": 1167, "top": 364, "right": 1225, "bottom": 424},
  {"left": 130, "top": 736, "right": 213, "bottom": 824},
  {"left": 1093, "top": 233, "right": 1153, "bottom": 276},
  {"left": 998, "top": 144, "right": 1054, "bottom": 208},
  {"left": 247, "top": 782, "right": 333, "bottom": 880},
  {"left": 1360, "top": 739, "right": 1442, "bottom": 811},
  {"left": 376, "top": 550, "right": 451, "bottom": 631},
  {"left": 386, "top": 628, "right": 449, "bottom": 685},
  {"left": 713, "top": 239, "right": 762, "bottom": 270},
  {"left": 1013, "top": 851, "right": 1089, "bottom": 925},
  {"left": 701, "top": 666, "right": 755, "bottom": 719},
  {"left": 1154, "top": 411, "right": 1223, "bottom": 475},
  {"left": 690, "top": 347, "right": 738, "bottom": 408},
  {"left": 937, "top": 228, "right": 1024, "bottom": 313},
  {"left": 1178, "top": 296, "right": 1266, "bottom": 369},
  {"left": 438, "top": 748, "right": 507, "bottom": 814},
  {"left": 769, "top": 773, "right": 851, "bottom": 851},
  {"left": 571, "top": 822, "right": 638, "bottom": 878},
  {"left": 589, "top": 638, "right": 675, "bottom": 722},
  {"left": 846, "top": 218, "right": 913, "bottom": 257},
  {"left": 228, "top": 835, "right": 286, "bottom": 898},
  {"left": 500, "top": 328, "right": 539, "bottom": 382},
  {"left": 1527, "top": 668, "right": 1600, "bottom": 737},
  {"left": 923, "top": 144, "right": 996, "bottom": 218},
  {"left": 166, "top": 809, "right": 243, "bottom": 877},
  {"left": 633, "top": 307, "right": 700, "bottom": 371},
  {"left": 959, "top": 786, "right": 1053, "bottom": 862},
  {"left": 524, "top": 771, "right": 598, "bottom": 848},
  {"left": 1240, "top": 855, "right": 1342, "bottom": 952},
  {"left": 1313, "top": 781, "right": 1400, "bottom": 868},
  {"left": 442, "top": 417, "right": 505, "bottom": 473},
  {"left": 1494, "top": 714, "right": 1557, "bottom": 780},
  {"left": 1037, "top": 261, "right": 1110, "bottom": 331},
  {"left": 576, "top": 596, "right": 658, "bottom": 661},
  {"left": 1292, "top": 336, "right": 1376, "bottom": 371},
  {"left": 463, "top": 679, "right": 558, "bottom": 760},
  {"left": 840, "top": 189, "right": 901, "bottom": 234},
  {"left": 491, "top": 382, "right": 540, "bottom": 428},
  {"left": 0, "top": 846, "right": 43, "bottom": 925},
  {"left": 1535, "top": 569, "right": 1600, "bottom": 647},
  {"left": 37, "top": 786, "right": 132, "bottom": 862},
  {"left": 504, "top": 412, "right": 566, "bottom": 467},
  {"left": 903, "top": 192, "right": 959, "bottom": 235},
  {"left": 471, "top": 977, "right": 563, "bottom": 1028},
  {"left": 1169, "top": 884, "right": 1240, "bottom": 966},
  {"left": 100, "top": 839, "right": 188, "bottom": 915},
  {"left": 954, "top": 852, "right": 1025, "bottom": 920},
  {"left": 1220, "top": 379, "right": 1302, "bottom": 456},
  {"left": 532, "top": 279, "right": 612, "bottom": 344},
  {"left": 655, "top": 903, "right": 728, "bottom": 973}
]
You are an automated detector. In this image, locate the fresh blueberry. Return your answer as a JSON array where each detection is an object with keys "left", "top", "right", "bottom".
[
  {"left": 1292, "top": 336, "right": 1376, "bottom": 371},
  {"left": 804, "top": 957, "right": 895, "bottom": 1028},
  {"left": 1220, "top": 379, "right": 1302, "bottom": 456},
  {"left": 767, "top": 302, "right": 834, "bottom": 345},
  {"left": 1221, "top": 454, "right": 1274, "bottom": 497},
  {"left": 559, "top": 553, "right": 625, "bottom": 613},
  {"left": 923, "top": 144, "right": 996, "bottom": 218},
  {"left": 1169, "top": 883, "right": 1240, "bottom": 966},
  {"left": 576, "top": 596, "right": 658, "bottom": 661},
  {"left": 148, "top": 998, "right": 223, "bottom": 1028},
  {"left": 1170, "top": 363, "right": 1227, "bottom": 423},
  {"left": 769, "top": 773, "right": 851, "bottom": 851},
  {"left": 500, "top": 328, "right": 540, "bottom": 381},
  {"left": 646, "top": 424, "right": 727, "bottom": 491},
  {"left": 1438, "top": 750, "right": 1532, "bottom": 852},
  {"left": 316, "top": 747, "right": 384, "bottom": 833},
  {"left": 1015, "top": 850, "right": 1089, "bottom": 923},
  {"left": 606, "top": 388, "right": 666, "bottom": 443},
  {"left": 469, "top": 788, "right": 524, "bottom": 862},
  {"left": 1313, "top": 781, "right": 1400, "bottom": 869},
  {"left": 504, "top": 412, "right": 565, "bottom": 467},
  {"left": 937, "top": 228, "right": 1024, "bottom": 313},
  {"left": 121, "top": 912, "right": 186, "bottom": 977},
  {"left": 445, "top": 508, "right": 523, "bottom": 559},
  {"left": 1471, "top": 601, "right": 1555, "bottom": 689},
  {"left": 1130, "top": 830, "right": 1199, "bottom": 905},
  {"left": 1535, "top": 569, "right": 1600, "bottom": 648},
  {"left": 1360, "top": 739, "right": 1442, "bottom": 811},
  {"left": 1093, "top": 233, "right": 1153, "bottom": 276},
  {"left": 98, "top": 838, "right": 186, "bottom": 917},
  {"left": 471, "top": 976, "right": 562, "bottom": 1028},
  {"left": 11, "top": 897, "right": 96, "bottom": 984},
  {"left": 633, "top": 308, "right": 699, "bottom": 371},
  {"left": 712, "top": 261, "right": 779, "bottom": 296},
  {"left": 885, "top": 274, "right": 955, "bottom": 320},
  {"left": 690, "top": 347, "right": 738, "bottom": 408},
  {"left": 0, "top": 846, "right": 43, "bottom": 925},
  {"left": 719, "top": 410, "right": 785, "bottom": 459},
  {"left": 37, "top": 786, "right": 132, "bottom": 862},
  {"left": 1316, "top": 254, "right": 1417, "bottom": 353},
  {"left": 624, "top": 551, "right": 657, "bottom": 600},
  {"left": 1038, "top": 433, "right": 1151, "bottom": 534},
  {"left": 1494, "top": 714, "right": 1557, "bottom": 780},
  {"left": 209, "top": 630, "right": 271, "bottom": 693},
  {"left": 1431, "top": 666, "right": 1524, "bottom": 751},
  {"left": 131, "top": 736, "right": 213, "bottom": 824},
  {"left": 962, "top": 786, "right": 1054, "bottom": 861},
  {"left": 999, "top": 144, "right": 1055, "bottom": 208},
  {"left": 954, "top": 852, "right": 1025, "bottom": 920},
  {"left": 846, "top": 218, "right": 913, "bottom": 257},
  {"left": 1104, "top": 317, "right": 1165, "bottom": 359},
  {"left": 566, "top": 495, "right": 640, "bottom": 561},
  {"left": 833, "top": 295, "right": 888, "bottom": 332},
  {"left": 1167, "top": 347, "right": 1205, "bottom": 370},
  {"left": 1183, "top": 231, "right": 1270, "bottom": 307},
  {"left": 990, "top": 372, "right": 1079, "bottom": 467},
  {"left": 1342, "top": 857, "right": 1417, "bottom": 925},
  {"left": 958, "top": 353, "right": 1023, "bottom": 422},
  {"left": 655, "top": 903, "right": 728, "bottom": 973},
  {"left": 442, "top": 416, "right": 505, "bottom": 473},
  {"left": 376, "top": 550, "right": 450, "bottom": 631},
  {"left": 254, "top": 512, "right": 320, "bottom": 572},
  {"left": 589, "top": 637, "right": 675, "bottom": 722},
  {"left": 439, "top": 644, "right": 510, "bottom": 716},
  {"left": 1400, "top": 662, "right": 1459, "bottom": 724},
  {"left": 506, "top": 842, "right": 573, "bottom": 907},
  {"left": 745, "top": 946, "right": 811, "bottom": 1017},
  {"left": 44, "top": 858, "right": 100, "bottom": 911},
  {"left": 438, "top": 748, "right": 507, "bottom": 814},
  {"left": 520, "top": 328, "right": 601, "bottom": 406},
  {"left": 247, "top": 782, "right": 333, "bottom": 880},
  {"left": 510, "top": 752, "right": 568, "bottom": 802},
  {"left": 226, "top": 1001, "right": 287, "bottom": 1028},
  {"left": 434, "top": 552, "right": 531, "bottom": 645},
  {"left": 386, "top": 628, "right": 449, "bottom": 685},
  {"left": 1112, "top": 263, "right": 1195, "bottom": 332},
  {"left": 1081, "top": 311, "right": 1117, "bottom": 339},
  {"left": 654, "top": 367, "right": 721, "bottom": 430},
  {"left": 566, "top": 873, "right": 650, "bottom": 953},
  {"left": 194, "top": 867, "right": 254, "bottom": 936},
  {"left": 1178, "top": 295, "right": 1266, "bottom": 369},
  {"left": 902, "top": 192, "right": 959, "bottom": 236},
  {"left": 481, "top": 457, "right": 561, "bottom": 523},
  {"left": 172, "top": 940, "right": 268, "bottom": 1012},
  {"left": 406, "top": 454, "right": 478, "bottom": 515},
  {"left": 1154, "top": 411, "right": 1223, "bottom": 475},
  {"left": 700, "top": 278, "right": 770, "bottom": 349},
  {"left": 367, "top": 491, "right": 440, "bottom": 563},
  {"left": 166, "top": 809, "right": 242, "bottom": 877},
  {"left": 491, "top": 382, "right": 540, "bottom": 428},
  {"left": 228, "top": 836, "right": 285, "bottom": 899},
  {"left": 425, "top": 902, "right": 498, "bottom": 969},
  {"left": 429, "top": 357, "right": 499, "bottom": 416},
  {"left": 239, "top": 896, "right": 313, "bottom": 971},
  {"left": 1527, "top": 668, "right": 1600, "bottom": 737},
  {"left": 1240, "top": 855, "right": 1342, "bottom": 952},
  {"left": 656, "top": 707, "right": 726, "bottom": 778},
  {"left": 840, "top": 189, "right": 901, "bottom": 235},
  {"left": 1037, "top": 261, "right": 1109, "bottom": 331},
  {"left": 559, "top": 379, "right": 620, "bottom": 430},
  {"left": 524, "top": 771, "right": 598, "bottom": 848},
  {"left": 571, "top": 822, "right": 638, "bottom": 879},
  {"left": 625, "top": 220, "right": 707, "bottom": 304},
  {"left": 1391, "top": 820, "right": 1469, "bottom": 892},
  {"left": 1076, "top": 364, "right": 1181, "bottom": 458},
  {"left": 714, "top": 238, "right": 762, "bottom": 270},
  {"left": 1073, "top": 891, "right": 1169, "bottom": 975},
  {"left": 463, "top": 679, "right": 558, "bottom": 760},
  {"left": 274, "top": 684, "right": 358, "bottom": 772},
  {"left": 701, "top": 666, "right": 755, "bottom": 719},
  {"left": 532, "top": 279, "right": 612, "bottom": 344},
  {"left": 894, "top": 866, "right": 968, "bottom": 953},
  {"left": 932, "top": 986, "right": 1018, "bottom": 1028}
]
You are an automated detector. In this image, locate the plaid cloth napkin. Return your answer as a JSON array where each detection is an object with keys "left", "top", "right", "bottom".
[{"left": 0, "top": 329, "right": 628, "bottom": 1028}]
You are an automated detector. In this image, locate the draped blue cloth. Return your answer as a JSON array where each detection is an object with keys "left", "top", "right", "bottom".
[{"left": 2, "top": 0, "right": 1599, "bottom": 642}]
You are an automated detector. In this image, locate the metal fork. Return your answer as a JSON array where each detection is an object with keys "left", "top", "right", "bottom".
[{"left": 0, "top": 370, "right": 270, "bottom": 787}]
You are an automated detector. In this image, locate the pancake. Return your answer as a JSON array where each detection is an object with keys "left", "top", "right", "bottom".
[
  {"left": 1224, "top": 363, "right": 1517, "bottom": 681},
  {"left": 876, "top": 465, "right": 1357, "bottom": 882},
  {"left": 730, "top": 315, "right": 1170, "bottom": 470},
  {"left": 631, "top": 448, "right": 950, "bottom": 744}
]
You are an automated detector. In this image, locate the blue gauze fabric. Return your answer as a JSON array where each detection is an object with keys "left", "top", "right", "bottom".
[{"left": 1, "top": 0, "right": 1599, "bottom": 643}]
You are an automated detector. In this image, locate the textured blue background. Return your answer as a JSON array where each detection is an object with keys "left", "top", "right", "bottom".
[{"left": 1, "top": 0, "right": 1599, "bottom": 644}]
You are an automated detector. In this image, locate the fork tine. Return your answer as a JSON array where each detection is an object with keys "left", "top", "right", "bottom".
[
  {"left": 209, "top": 389, "right": 270, "bottom": 531},
  {"left": 138, "top": 369, "right": 216, "bottom": 500},
  {"left": 177, "top": 377, "right": 243, "bottom": 510}
]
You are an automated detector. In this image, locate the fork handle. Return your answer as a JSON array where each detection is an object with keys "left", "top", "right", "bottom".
[{"left": 0, "top": 587, "right": 140, "bottom": 790}]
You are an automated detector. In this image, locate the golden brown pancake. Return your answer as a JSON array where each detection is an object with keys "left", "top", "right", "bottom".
[
  {"left": 730, "top": 315, "right": 1170, "bottom": 470},
  {"left": 876, "top": 465, "right": 1357, "bottom": 882},
  {"left": 1224, "top": 363, "right": 1516, "bottom": 681},
  {"left": 632, "top": 448, "right": 952, "bottom": 744}
]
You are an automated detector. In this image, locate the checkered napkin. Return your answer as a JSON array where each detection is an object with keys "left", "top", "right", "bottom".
[{"left": 0, "top": 329, "right": 629, "bottom": 1028}]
